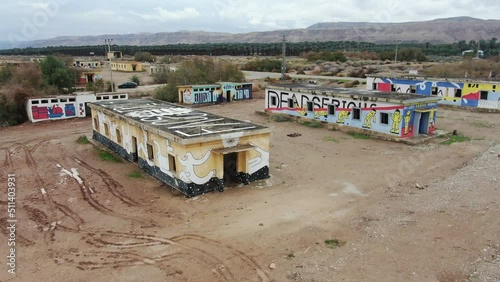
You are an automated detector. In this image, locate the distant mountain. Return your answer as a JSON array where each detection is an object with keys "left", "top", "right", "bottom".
[{"left": 5, "top": 17, "right": 500, "bottom": 49}]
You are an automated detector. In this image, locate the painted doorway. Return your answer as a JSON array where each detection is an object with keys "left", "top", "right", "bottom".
[
  {"left": 131, "top": 136, "right": 138, "bottom": 162},
  {"left": 419, "top": 112, "right": 430, "bottom": 135},
  {"left": 226, "top": 90, "right": 231, "bottom": 102},
  {"left": 223, "top": 152, "right": 238, "bottom": 186}
]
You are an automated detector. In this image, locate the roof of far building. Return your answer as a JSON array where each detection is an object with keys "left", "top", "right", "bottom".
[
  {"left": 268, "top": 84, "right": 441, "bottom": 104},
  {"left": 368, "top": 75, "right": 500, "bottom": 84},
  {"left": 89, "top": 98, "right": 270, "bottom": 144}
]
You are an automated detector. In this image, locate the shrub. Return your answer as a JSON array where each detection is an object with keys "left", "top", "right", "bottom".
[
  {"left": 154, "top": 84, "right": 178, "bottom": 102},
  {"left": 130, "top": 75, "right": 141, "bottom": 86},
  {"left": 242, "top": 59, "right": 282, "bottom": 72},
  {"left": 134, "top": 51, "right": 155, "bottom": 63}
]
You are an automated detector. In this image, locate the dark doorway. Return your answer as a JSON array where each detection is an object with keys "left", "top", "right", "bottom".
[
  {"left": 84, "top": 102, "right": 91, "bottom": 117},
  {"left": 226, "top": 90, "right": 231, "bottom": 102},
  {"left": 131, "top": 136, "right": 138, "bottom": 162},
  {"left": 223, "top": 153, "right": 238, "bottom": 186}
]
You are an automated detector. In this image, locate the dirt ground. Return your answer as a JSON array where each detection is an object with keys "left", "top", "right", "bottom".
[{"left": 0, "top": 98, "right": 499, "bottom": 282}]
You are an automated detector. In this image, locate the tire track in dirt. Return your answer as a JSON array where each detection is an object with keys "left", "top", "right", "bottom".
[
  {"left": 22, "top": 142, "right": 85, "bottom": 242},
  {"left": 57, "top": 231, "right": 270, "bottom": 281},
  {"left": 172, "top": 234, "right": 269, "bottom": 281},
  {"left": 57, "top": 162, "right": 154, "bottom": 227},
  {"left": 72, "top": 157, "right": 139, "bottom": 206}
]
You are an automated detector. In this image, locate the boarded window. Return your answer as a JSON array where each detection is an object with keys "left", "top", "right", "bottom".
[
  {"left": 104, "top": 123, "right": 109, "bottom": 136},
  {"left": 116, "top": 128, "right": 122, "bottom": 144},
  {"left": 352, "top": 108, "right": 361, "bottom": 120},
  {"left": 381, "top": 113, "right": 389, "bottom": 124},
  {"left": 147, "top": 144, "right": 154, "bottom": 161},
  {"left": 306, "top": 101, "right": 314, "bottom": 112},
  {"left": 287, "top": 98, "right": 294, "bottom": 108},
  {"left": 327, "top": 104, "right": 336, "bottom": 115},
  {"left": 480, "top": 91, "right": 489, "bottom": 100},
  {"left": 168, "top": 154, "right": 176, "bottom": 172}
]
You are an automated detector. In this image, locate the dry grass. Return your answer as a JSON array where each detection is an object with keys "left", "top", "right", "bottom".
[{"left": 424, "top": 58, "right": 500, "bottom": 79}]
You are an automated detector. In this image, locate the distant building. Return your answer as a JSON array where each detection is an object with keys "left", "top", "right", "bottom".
[
  {"left": 78, "top": 70, "right": 102, "bottom": 85},
  {"left": 27, "top": 93, "right": 128, "bottom": 123},
  {"left": 73, "top": 60, "right": 102, "bottom": 68},
  {"left": 178, "top": 82, "right": 253, "bottom": 104},
  {"left": 367, "top": 76, "right": 500, "bottom": 109},
  {"left": 107, "top": 51, "right": 123, "bottom": 61},
  {"left": 89, "top": 98, "right": 271, "bottom": 197},
  {"left": 111, "top": 61, "right": 143, "bottom": 72}
]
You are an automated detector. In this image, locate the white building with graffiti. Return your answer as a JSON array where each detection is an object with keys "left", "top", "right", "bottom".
[
  {"left": 27, "top": 93, "right": 128, "bottom": 123},
  {"left": 266, "top": 84, "right": 440, "bottom": 139},
  {"left": 89, "top": 98, "right": 270, "bottom": 197}
]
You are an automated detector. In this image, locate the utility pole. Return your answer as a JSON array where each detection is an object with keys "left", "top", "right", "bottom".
[
  {"left": 394, "top": 40, "right": 401, "bottom": 64},
  {"left": 105, "top": 38, "right": 115, "bottom": 92},
  {"left": 280, "top": 35, "right": 287, "bottom": 81}
]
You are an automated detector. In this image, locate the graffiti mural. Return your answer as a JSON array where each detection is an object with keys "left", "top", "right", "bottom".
[
  {"left": 32, "top": 106, "right": 49, "bottom": 120},
  {"left": 266, "top": 88, "right": 439, "bottom": 139},
  {"left": 178, "top": 150, "right": 215, "bottom": 185},
  {"left": 248, "top": 143, "right": 269, "bottom": 175},
  {"left": 390, "top": 110, "right": 402, "bottom": 134},
  {"left": 362, "top": 109, "right": 377, "bottom": 129}
]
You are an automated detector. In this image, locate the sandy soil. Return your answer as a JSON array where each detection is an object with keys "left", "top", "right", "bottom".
[{"left": 0, "top": 98, "right": 499, "bottom": 282}]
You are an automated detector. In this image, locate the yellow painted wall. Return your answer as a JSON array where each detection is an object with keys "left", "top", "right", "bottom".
[
  {"left": 111, "top": 62, "right": 143, "bottom": 72},
  {"left": 463, "top": 82, "right": 499, "bottom": 95}
]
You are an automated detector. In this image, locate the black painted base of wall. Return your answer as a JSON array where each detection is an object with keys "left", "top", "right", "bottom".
[
  {"left": 94, "top": 131, "right": 270, "bottom": 198},
  {"left": 236, "top": 166, "right": 270, "bottom": 185},
  {"left": 93, "top": 131, "right": 136, "bottom": 162}
]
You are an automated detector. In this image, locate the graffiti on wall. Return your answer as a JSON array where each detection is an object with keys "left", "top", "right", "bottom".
[
  {"left": 111, "top": 102, "right": 258, "bottom": 137},
  {"left": 32, "top": 103, "right": 77, "bottom": 120},
  {"left": 178, "top": 150, "right": 215, "bottom": 185},
  {"left": 183, "top": 89, "right": 192, "bottom": 103},
  {"left": 248, "top": 143, "right": 269, "bottom": 175}
]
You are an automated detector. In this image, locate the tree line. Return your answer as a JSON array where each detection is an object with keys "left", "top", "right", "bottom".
[{"left": 1, "top": 38, "right": 498, "bottom": 58}]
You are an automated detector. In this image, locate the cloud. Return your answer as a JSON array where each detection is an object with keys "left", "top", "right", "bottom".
[
  {"left": 18, "top": 1, "right": 50, "bottom": 10},
  {"left": 131, "top": 7, "right": 200, "bottom": 22}
]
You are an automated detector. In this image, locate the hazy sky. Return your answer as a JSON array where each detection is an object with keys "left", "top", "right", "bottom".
[{"left": 2, "top": 0, "right": 500, "bottom": 42}]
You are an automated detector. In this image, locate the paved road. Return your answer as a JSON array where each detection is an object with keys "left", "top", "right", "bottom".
[
  {"left": 110, "top": 71, "right": 366, "bottom": 94},
  {"left": 242, "top": 71, "right": 367, "bottom": 82}
]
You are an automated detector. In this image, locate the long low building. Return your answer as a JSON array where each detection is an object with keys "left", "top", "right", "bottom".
[
  {"left": 89, "top": 99, "right": 271, "bottom": 197},
  {"left": 178, "top": 82, "right": 253, "bottom": 104},
  {"left": 27, "top": 93, "right": 128, "bottom": 123},
  {"left": 266, "top": 84, "right": 440, "bottom": 139},
  {"left": 367, "top": 76, "right": 500, "bottom": 110}
]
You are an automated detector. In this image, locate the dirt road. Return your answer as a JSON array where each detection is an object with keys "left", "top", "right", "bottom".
[{"left": 0, "top": 99, "right": 499, "bottom": 281}]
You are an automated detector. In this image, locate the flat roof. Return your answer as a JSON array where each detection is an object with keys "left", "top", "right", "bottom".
[
  {"left": 268, "top": 84, "right": 440, "bottom": 104},
  {"left": 368, "top": 75, "right": 500, "bottom": 85},
  {"left": 89, "top": 98, "right": 270, "bottom": 145}
]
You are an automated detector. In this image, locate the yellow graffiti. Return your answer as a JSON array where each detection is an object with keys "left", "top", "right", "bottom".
[
  {"left": 314, "top": 110, "right": 327, "bottom": 119},
  {"left": 390, "top": 110, "right": 402, "bottom": 134},
  {"left": 404, "top": 111, "right": 412, "bottom": 135},
  {"left": 294, "top": 100, "right": 307, "bottom": 116},
  {"left": 362, "top": 109, "right": 376, "bottom": 129},
  {"left": 336, "top": 111, "right": 350, "bottom": 124}
]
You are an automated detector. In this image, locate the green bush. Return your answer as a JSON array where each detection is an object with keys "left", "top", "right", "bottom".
[
  {"left": 130, "top": 75, "right": 141, "bottom": 86},
  {"left": 242, "top": 59, "right": 282, "bottom": 72},
  {"left": 154, "top": 84, "right": 178, "bottom": 102},
  {"left": 305, "top": 51, "right": 347, "bottom": 62},
  {"left": 134, "top": 51, "right": 155, "bottom": 63}
]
